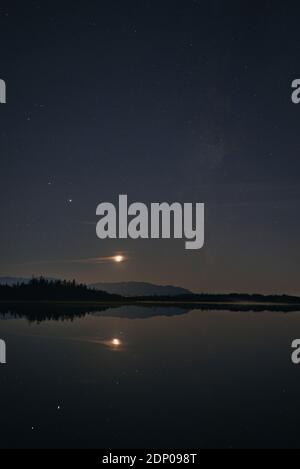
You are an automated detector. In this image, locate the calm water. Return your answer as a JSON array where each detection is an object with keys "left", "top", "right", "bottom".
[{"left": 0, "top": 305, "right": 300, "bottom": 449}]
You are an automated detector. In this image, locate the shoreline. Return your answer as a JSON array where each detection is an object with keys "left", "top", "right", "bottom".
[{"left": 0, "top": 300, "right": 300, "bottom": 307}]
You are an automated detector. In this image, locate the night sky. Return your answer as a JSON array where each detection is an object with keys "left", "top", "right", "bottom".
[{"left": 1, "top": 1, "right": 300, "bottom": 293}]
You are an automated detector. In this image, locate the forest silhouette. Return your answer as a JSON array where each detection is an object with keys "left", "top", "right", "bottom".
[
  {"left": 1, "top": 277, "right": 300, "bottom": 306},
  {"left": 0, "top": 277, "right": 121, "bottom": 301}
]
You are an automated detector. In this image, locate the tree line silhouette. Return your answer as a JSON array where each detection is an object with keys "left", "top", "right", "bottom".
[
  {"left": 0, "top": 277, "right": 121, "bottom": 301},
  {"left": 0, "top": 277, "right": 300, "bottom": 306},
  {"left": 132, "top": 292, "right": 300, "bottom": 304}
]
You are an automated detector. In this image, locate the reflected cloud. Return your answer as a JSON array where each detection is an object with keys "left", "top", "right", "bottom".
[{"left": 71, "top": 336, "right": 125, "bottom": 352}]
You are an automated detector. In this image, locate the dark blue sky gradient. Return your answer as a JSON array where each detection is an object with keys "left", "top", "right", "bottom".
[{"left": 0, "top": 0, "right": 299, "bottom": 293}]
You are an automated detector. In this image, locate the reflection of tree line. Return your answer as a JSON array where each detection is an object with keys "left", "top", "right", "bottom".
[
  {"left": 0, "top": 302, "right": 300, "bottom": 324},
  {"left": 0, "top": 303, "right": 113, "bottom": 323}
]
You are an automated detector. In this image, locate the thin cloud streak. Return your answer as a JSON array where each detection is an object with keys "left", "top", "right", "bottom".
[{"left": 8, "top": 256, "right": 128, "bottom": 267}]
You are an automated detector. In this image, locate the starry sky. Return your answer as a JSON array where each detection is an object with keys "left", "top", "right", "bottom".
[{"left": 0, "top": 0, "right": 300, "bottom": 294}]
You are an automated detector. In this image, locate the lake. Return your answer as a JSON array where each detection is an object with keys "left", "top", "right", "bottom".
[{"left": 0, "top": 304, "right": 300, "bottom": 449}]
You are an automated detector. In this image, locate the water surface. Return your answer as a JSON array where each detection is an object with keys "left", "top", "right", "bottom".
[{"left": 0, "top": 305, "right": 300, "bottom": 448}]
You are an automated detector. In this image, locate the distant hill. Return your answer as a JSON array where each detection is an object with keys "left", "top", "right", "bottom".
[
  {"left": 90, "top": 281, "right": 192, "bottom": 297},
  {"left": 0, "top": 277, "right": 31, "bottom": 286},
  {"left": 0, "top": 277, "right": 56, "bottom": 286}
]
